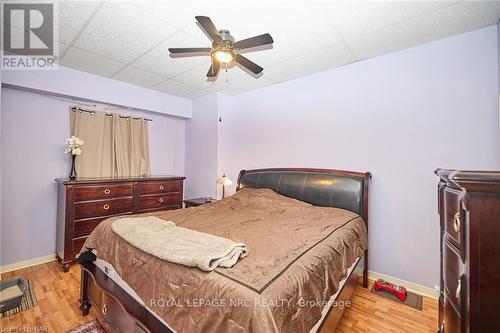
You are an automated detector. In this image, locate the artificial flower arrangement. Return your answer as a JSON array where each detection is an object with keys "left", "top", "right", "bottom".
[
  {"left": 65, "top": 136, "right": 84, "bottom": 156},
  {"left": 65, "top": 136, "right": 84, "bottom": 179}
]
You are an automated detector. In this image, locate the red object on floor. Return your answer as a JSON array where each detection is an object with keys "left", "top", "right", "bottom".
[{"left": 374, "top": 279, "right": 407, "bottom": 302}]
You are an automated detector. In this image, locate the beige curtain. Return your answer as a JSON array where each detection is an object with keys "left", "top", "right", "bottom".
[
  {"left": 70, "top": 109, "right": 151, "bottom": 178},
  {"left": 114, "top": 116, "right": 151, "bottom": 177}
]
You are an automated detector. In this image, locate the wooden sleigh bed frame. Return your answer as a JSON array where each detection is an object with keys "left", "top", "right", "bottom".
[{"left": 77, "top": 168, "right": 371, "bottom": 332}]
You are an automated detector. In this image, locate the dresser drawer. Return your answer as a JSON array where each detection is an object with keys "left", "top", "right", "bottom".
[
  {"left": 74, "top": 217, "right": 105, "bottom": 238},
  {"left": 74, "top": 184, "right": 133, "bottom": 201},
  {"left": 137, "top": 193, "right": 180, "bottom": 212},
  {"left": 73, "top": 214, "right": 130, "bottom": 238},
  {"left": 443, "top": 187, "right": 464, "bottom": 251},
  {"left": 72, "top": 236, "right": 88, "bottom": 258},
  {"left": 139, "top": 181, "right": 181, "bottom": 195},
  {"left": 443, "top": 239, "right": 462, "bottom": 310},
  {"left": 74, "top": 198, "right": 134, "bottom": 220}
]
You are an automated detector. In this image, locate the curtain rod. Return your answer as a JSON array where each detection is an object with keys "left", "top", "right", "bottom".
[{"left": 71, "top": 107, "right": 153, "bottom": 122}]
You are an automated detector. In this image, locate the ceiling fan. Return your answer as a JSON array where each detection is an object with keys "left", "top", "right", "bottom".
[{"left": 168, "top": 16, "right": 274, "bottom": 79}]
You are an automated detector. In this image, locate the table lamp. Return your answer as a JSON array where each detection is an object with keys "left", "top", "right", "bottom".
[{"left": 216, "top": 174, "right": 233, "bottom": 198}]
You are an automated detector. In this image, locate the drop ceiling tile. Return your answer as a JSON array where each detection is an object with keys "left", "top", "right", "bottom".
[
  {"left": 73, "top": 1, "right": 177, "bottom": 63},
  {"left": 131, "top": 31, "right": 210, "bottom": 78},
  {"left": 152, "top": 79, "right": 198, "bottom": 97},
  {"left": 346, "top": 1, "right": 500, "bottom": 61},
  {"left": 238, "top": 45, "right": 301, "bottom": 69},
  {"left": 59, "top": 41, "right": 69, "bottom": 57},
  {"left": 172, "top": 62, "right": 226, "bottom": 90},
  {"left": 112, "top": 66, "right": 165, "bottom": 88},
  {"left": 61, "top": 47, "right": 126, "bottom": 77},
  {"left": 58, "top": 1, "right": 104, "bottom": 44},
  {"left": 184, "top": 88, "right": 214, "bottom": 100},
  {"left": 264, "top": 42, "right": 356, "bottom": 83},
  {"left": 130, "top": 1, "right": 212, "bottom": 29},
  {"left": 220, "top": 75, "right": 275, "bottom": 96},
  {"left": 187, "top": 82, "right": 233, "bottom": 99},
  {"left": 324, "top": 1, "right": 453, "bottom": 40}
]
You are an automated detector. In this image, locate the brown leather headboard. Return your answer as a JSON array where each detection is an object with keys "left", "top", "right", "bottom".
[{"left": 237, "top": 168, "right": 371, "bottom": 221}]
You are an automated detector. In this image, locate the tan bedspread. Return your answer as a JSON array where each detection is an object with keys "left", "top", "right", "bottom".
[{"left": 83, "top": 188, "right": 367, "bottom": 333}]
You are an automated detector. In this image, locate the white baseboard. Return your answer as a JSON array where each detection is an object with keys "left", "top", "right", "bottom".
[
  {"left": 0, "top": 254, "right": 57, "bottom": 274},
  {"left": 368, "top": 271, "right": 439, "bottom": 299}
]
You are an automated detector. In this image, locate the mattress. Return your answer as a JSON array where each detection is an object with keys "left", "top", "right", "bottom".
[{"left": 83, "top": 188, "right": 367, "bottom": 332}]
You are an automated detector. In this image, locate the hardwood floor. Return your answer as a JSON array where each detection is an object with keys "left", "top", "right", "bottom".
[
  {"left": 0, "top": 261, "right": 99, "bottom": 332},
  {"left": 1, "top": 261, "right": 438, "bottom": 332}
]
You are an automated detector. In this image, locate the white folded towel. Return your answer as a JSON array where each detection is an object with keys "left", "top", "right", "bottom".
[{"left": 112, "top": 216, "right": 248, "bottom": 271}]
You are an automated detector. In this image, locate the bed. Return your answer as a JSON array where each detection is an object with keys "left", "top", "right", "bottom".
[{"left": 77, "top": 168, "right": 371, "bottom": 332}]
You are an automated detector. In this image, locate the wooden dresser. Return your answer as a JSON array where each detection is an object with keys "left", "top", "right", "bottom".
[
  {"left": 55, "top": 176, "right": 185, "bottom": 272},
  {"left": 436, "top": 169, "right": 500, "bottom": 333}
]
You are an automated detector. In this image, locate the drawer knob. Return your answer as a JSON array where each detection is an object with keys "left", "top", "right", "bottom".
[
  {"left": 102, "top": 304, "right": 108, "bottom": 315},
  {"left": 104, "top": 189, "right": 111, "bottom": 195},
  {"left": 160, "top": 185, "right": 165, "bottom": 190},
  {"left": 159, "top": 197, "right": 164, "bottom": 203},
  {"left": 456, "top": 279, "right": 461, "bottom": 302},
  {"left": 103, "top": 204, "right": 110, "bottom": 210},
  {"left": 453, "top": 212, "right": 461, "bottom": 233}
]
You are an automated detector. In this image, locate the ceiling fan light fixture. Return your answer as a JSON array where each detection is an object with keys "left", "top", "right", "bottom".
[
  {"left": 169, "top": 16, "right": 273, "bottom": 78},
  {"left": 213, "top": 49, "right": 234, "bottom": 64}
]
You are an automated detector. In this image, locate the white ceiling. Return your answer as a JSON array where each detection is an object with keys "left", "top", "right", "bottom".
[{"left": 5, "top": 1, "right": 500, "bottom": 99}]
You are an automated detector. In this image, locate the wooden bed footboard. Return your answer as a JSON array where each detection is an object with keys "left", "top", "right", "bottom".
[
  {"left": 77, "top": 251, "right": 365, "bottom": 333},
  {"left": 77, "top": 251, "right": 169, "bottom": 333}
]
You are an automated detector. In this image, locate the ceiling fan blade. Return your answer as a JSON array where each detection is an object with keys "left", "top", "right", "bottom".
[
  {"left": 195, "top": 16, "right": 222, "bottom": 42},
  {"left": 234, "top": 33, "right": 273, "bottom": 50},
  {"left": 207, "top": 61, "right": 221, "bottom": 78},
  {"left": 169, "top": 47, "right": 211, "bottom": 54},
  {"left": 235, "top": 54, "right": 263, "bottom": 75}
]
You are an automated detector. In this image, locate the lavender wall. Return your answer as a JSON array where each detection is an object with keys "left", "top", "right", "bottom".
[
  {"left": 185, "top": 94, "right": 220, "bottom": 199},
  {"left": 498, "top": 22, "right": 500, "bottom": 94},
  {"left": 0, "top": 87, "right": 186, "bottom": 265},
  {"left": 216, "top": 26, "right": 500, "bottom": 288}
]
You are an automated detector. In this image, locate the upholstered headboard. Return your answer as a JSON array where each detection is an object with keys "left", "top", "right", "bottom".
[{"left": 237, "top": 168, "right": 371, "bottom": 221}]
